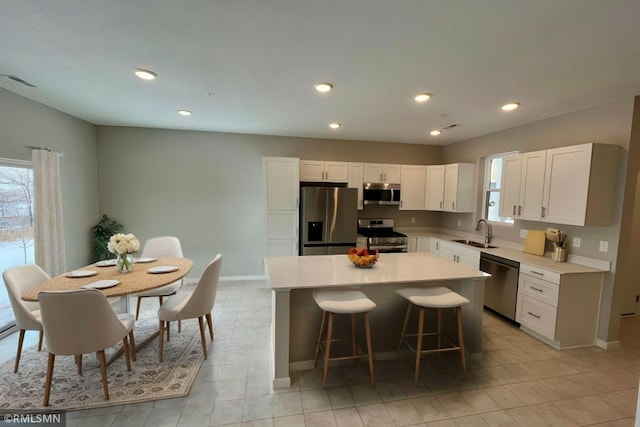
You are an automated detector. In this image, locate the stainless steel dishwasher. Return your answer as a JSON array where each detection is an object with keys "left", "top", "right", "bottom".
[{"left": 480, "top": 252, "right": 520, "bottom": 321}]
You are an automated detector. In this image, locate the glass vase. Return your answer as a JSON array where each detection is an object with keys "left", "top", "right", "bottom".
[{"left": 117, "top": 253, "right": 134, "bottom": 273}]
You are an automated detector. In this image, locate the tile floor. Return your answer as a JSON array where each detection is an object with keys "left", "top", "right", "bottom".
[{"left": 1, "top": 280, "right": 638, "bottom": 426}]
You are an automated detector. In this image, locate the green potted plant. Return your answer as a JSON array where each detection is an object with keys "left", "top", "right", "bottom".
[{"left": 93, "top": 214, "right": 124, "bottom": 261}]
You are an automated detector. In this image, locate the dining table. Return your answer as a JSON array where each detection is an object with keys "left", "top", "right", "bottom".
[{"left": 22, "top": 256, "right": 193, "bottom": 364}]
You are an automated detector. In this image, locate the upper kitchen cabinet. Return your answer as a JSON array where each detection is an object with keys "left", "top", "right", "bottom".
[
  {"left": 300, "top": 160, "right": 349, "bottom": 183},
  {"left": 399, "top": 165, "right": 426, "bottom": 210},
  {"left": 542, "top": 143, "right": 618, "bottom": 226},
  {"left": 363, "top": 163, "right": 401, "bottom": 184},
  {"left": 264, "top": 157, "right": 299, "bottom": 257},
  {"left": 443, "top": 163, "right": 475, "bottom": 212},
  {"left": 348, "top": 162, "right": 365, "bottom": 210},
  {"left": 425, "top": 165, "right": 445, "bottom": 210},
  {"left": 500, "top": 150, "right": 547, "bottom": 221}
]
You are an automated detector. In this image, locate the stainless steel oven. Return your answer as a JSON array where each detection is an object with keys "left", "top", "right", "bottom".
[
  {"left": 480, "top": 252, "right": 520, "bottom": 321},
  {"left": 357, "top": 219, "right": 408, "bottom": 253}
]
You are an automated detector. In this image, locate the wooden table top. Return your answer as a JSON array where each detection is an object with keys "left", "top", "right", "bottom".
[{"left": 22, "top": 257, "right": 193, "bottom": 301}]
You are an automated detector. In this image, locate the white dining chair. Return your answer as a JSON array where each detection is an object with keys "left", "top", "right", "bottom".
[
  {"left": 158, "top": 254, "right": 222, "bottom": 362},
  {"left": 2, "top": 264, "right": 49, "bottom": 373},
  {"left": 38, "top": 288, "right": 136, "bottom": 406},
  {"left": 134, "top": 236, "right": 184, "bottom": 320}
]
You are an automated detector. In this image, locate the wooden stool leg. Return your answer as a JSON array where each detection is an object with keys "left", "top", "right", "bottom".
[
  {"left": 43, "top": 353, "right": 55, "bottom": 406},
  {"left": 396, "top": 302, "right": 412, "bottom": 357},
  {"left": 351, "top": 313, "right": 357, "bottom": 363},
  {"left": 313, "top": 311, "right": 326, "bottom": 369},
  {"left": 364, "top": 312, "right": 375, "bottom": 386},
  {"left": 414, "top": 306, "right": 425, "bottom": 386},
  {"left": 14, "top": 329, "right": 25, "bottom": 373},
  {"left": 457, "top": 306, "right": 467, "bottom": 380},
  {"left": 437, "top": 308, "right": 442, "bottom": 349},
  {"left": 322, "top": 313, "right": 334, "bottom": 388}
]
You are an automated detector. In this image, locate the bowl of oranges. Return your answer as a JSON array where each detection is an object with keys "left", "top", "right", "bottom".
[{"left": 348, "top": 248, "right": 379, "bottom": 268}]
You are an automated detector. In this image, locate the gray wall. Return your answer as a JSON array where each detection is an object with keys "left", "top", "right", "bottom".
[
  {"left": 442, "top": 97, "right": 636, "bottom": 343},
  {"left": 0, "top": 88, "right": 99, "bottom": 270},
  {"left": 95, "top": 126, "right": 443, "bottom": 278}
]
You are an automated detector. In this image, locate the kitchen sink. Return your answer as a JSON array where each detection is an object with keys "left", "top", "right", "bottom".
[{"left": 450, "top": 239, "right": 497, "bottom": 249}]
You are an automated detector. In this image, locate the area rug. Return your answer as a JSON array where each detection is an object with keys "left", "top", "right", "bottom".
[{"left": 0, "top": 315, "right": 204, "bottom": 411}]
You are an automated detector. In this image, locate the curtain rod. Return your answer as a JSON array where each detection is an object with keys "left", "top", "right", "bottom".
[{"left": 27, "top": 145, "right": 64, "bottom": 156}]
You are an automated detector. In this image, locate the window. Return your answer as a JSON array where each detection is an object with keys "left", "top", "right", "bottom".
[
  {"left": 0, "top": 158, "right": 35, "bottom": 335},
  {"left": 483, "top": 153, "right": 515, "bottom": 225}
]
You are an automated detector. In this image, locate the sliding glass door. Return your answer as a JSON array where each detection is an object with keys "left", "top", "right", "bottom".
[{"left": 0, "top": 159, "right": 35, "bottom": 335}]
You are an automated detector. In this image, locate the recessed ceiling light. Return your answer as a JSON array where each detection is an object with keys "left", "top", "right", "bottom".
[
  {"left": 414, "top": 93, "right": 432, "bottom": 103},
  {"left": 501, "top": 102, "right": 520, "bottom": 111},
  {"left": 177, "top": 109, "right": 192, "bottom": 116},
  {"left": 430, "top": 130, "right": 441, "bottom": 136},
  {"left": 314, "top": 82, "right": 333, "bottom": 93},
  {"left": 133, "top": 69, "right": 157, "bottom": 80},
  {"left": 329, "top": 122, "right": 341, "bottom": 129}
]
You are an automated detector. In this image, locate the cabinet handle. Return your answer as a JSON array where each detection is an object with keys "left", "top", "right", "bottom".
[
  {"left": 541, "top": 207, "right": 546, "bottom": 217},
  {"left": 513, "top": 205, "right": 517, "bottom": 215},
  {"left": 527, "top": 311, "right": 541, "bottom": 319},
  {"left": 530, "top": 286, "right": 544, "bottom": 293},
  {"left": 436, "top": 242, "right": 439, "bottom": 250},
  {"left": 400, "top": 200, "right": 403, "bottom": 207},
  {"left": 518, "top": 205, "right": 522, "bottom": 215},
  {"left": 452, "top": 202, "right": 455, "bottom": 210},
  {"left": 530, "top": 271, "right": 544, "bottom": 276},
  {"left": 296, "top": 198, "right": 299, "bottom": 208},
  {"left": 440, "top": 201, "right": 443, "bottom": 209}
]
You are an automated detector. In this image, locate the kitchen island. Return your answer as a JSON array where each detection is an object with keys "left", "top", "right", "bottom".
[{"left": 266, "top": 252, "right": 490, "bottom": 388}]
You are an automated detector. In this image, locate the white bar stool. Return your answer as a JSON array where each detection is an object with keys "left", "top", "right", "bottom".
[
  {"left": 313, "top": 290, "right": 376, "bottom": 388},
  {"left": 395, "top": 286, "right": 470, "bottom": 385}
]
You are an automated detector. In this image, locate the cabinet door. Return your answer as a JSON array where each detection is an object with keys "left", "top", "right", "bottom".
[
  {"left": 265, "top": 157, "right": 299, "bottom": 210},
  {"left": 348, "top": 163, "right": 365, "bottom": 210},
  {"left": 363, "top": 163, "right": 383, "bottom": 182},
  {"left": 425, "top": 165, "right": 445, "bottom": 210},
  {"left": 416, "top": 237, "right": 431, "bottom": 252},
  {"left": 430, "top": 238, "right": 442, "bottom": 254},
  {"left": 400, "top": 165, "right": 426, "bottom": 210},
  {"left": 383, "top": 164, "right": 401, "bottom": 184},
  {"left": 299, "top": 160, "right": 325, "bottom": 182},
  {"left": 407, "top": 237, "right": 417, "bottom": 253},
  {"left": 499, "top": 153, "right": 522, "bottom": 218},
  {"left": 444, "top": 163, "right": 474, "bottom": 212},
  {"left": 267, "top": 240, "right": 298, "bottom": 257},
  {"left": 267, "top": 211, "right": 298, "bottom": 240},
  {"left": 438, "top": 243, "right": 458, "bottom": 263},
  {"left": 542, "top": 144, "right": 591, "bottom": 225},
  {"left": 518, "top": 150, "right": 546, "bottom": 221},
  {"left": 443, "top": 164, "right": 460, "bottom": 212},
  {"left": 325, "top": 161, "right": 349, "bottom": 182}
]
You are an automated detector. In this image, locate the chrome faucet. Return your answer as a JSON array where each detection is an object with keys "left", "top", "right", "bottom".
[{"left": 475, "top": 219, "right": 492, "bottom": 245}]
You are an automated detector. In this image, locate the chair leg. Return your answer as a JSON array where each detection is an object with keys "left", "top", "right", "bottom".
[
  {"left": 396, "top": 302, "right": 412, "bottom": 357},
  {"left": 198, "top": 316, "right": 208, "bottom": 359},
  {"left": 206, "top": 313, "right": 214, "bottom": 340},
  {"left": 122, "top": 336, "right": 131, "bottom": 371},
  {"left": 313, "top": 311, "right": 326, "bottom": 369},
  {"left": 178, "top": 320, "right": 182, "bottom": 333},
  {"left": 96, "top": 350, "right": 109, "bottom": 401},
  {"left": 414, "top": 306, "right": 425, "bottom": 386},
  {"left": 159, "top": 296, "right": 164, "bottom": 305},
  {"left": 38, "top": 330, "right": 43, "bottom": 351},
  {"left": 322, "top": 313, "right": 334, "bottom": 388},
  {"left": 43, "top": 353, "right": 55, "bottom": 406},
  {"left": 351, "top": 313, "right": 357, "bottom": 363},
  {"left": 75, "top": 354, "right": 83, "bottom": 375},
  {"left": 129, "top": 331, "right": 137, "bottom": 361},
  {"left": 159, "top": 320, "right": 165, "bottom": 362},
  {"left": 364, "top": 312, "right": 375, "bottom": 386},
  {"left": 167, "top": 321, "right": 171, "bottom": 341},
  {"left": 457, "top": 306, "right": 467, "bottom": 380},
  {"left": 14, "top": 329, "right": 25, "bottom": 373},
  {"left": 135, "top": 296, "right": 142, "bottom": 320},
  {"left": 437, "top": 308, "right": 442, "bottom": 349}
]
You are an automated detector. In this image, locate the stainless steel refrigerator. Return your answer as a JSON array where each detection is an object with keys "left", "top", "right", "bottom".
[{"left": 300, "top": 186, "right": 358, "bottom": 255}]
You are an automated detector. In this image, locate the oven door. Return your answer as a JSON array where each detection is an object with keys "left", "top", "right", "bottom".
[{"left": 370, "top": 245, "right": 407, "bottom": 253}]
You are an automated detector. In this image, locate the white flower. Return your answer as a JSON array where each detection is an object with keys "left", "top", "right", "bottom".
[{"left": 108, "top": 233, "right": 140, "bottom": 255}]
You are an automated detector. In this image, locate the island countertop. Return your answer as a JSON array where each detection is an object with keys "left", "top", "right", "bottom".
[{"left": 266, "top": 252, "right": 490, "bottom": 290}]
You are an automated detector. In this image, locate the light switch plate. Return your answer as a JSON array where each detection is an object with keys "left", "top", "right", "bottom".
[
  {"left": 599, "top": 241, "right": 608, "bottom": 252},
  {"left": 411, "top": 217, "right": 416, "bottom": 224},
  {"left": 520, "top": 229, "right": 528, "bottom": 238},
  {"left": 573, "top": 237, "right": 581, "bottom": 248},
  {"left": 457, "top": 220, "right": 462, "bottom": 227}
]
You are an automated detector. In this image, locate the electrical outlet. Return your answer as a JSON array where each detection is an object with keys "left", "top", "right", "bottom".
[
  {"left": 457, "top": 220, "right": 462, "bottom": 227},
  {"left": 573, "top": 237, "right": 581, "bottom": 248},
  {"left": 599, "top": 241, "right": 609, "bottom": 252},
  {"left": 411, "top": 217, "right": 416, "bottom": 224},
  {"left": 520, "top": 229, "right": 528, "bottom": 238}
]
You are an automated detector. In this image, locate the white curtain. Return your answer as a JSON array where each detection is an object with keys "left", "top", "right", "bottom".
[{"left": 32, "top": 149, "right": 66, "bottom": 276}]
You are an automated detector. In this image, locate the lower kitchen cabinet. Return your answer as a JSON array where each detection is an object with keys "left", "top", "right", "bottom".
[
  {"left": 437, "top": 241, "right": 480, "bottom": 268},
  {"left": 516, "top": 263, "right": 604, "bottom": 349}
]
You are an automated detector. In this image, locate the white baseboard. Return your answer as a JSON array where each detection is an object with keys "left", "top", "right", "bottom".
[
  {"left": 220, "top": 275, "right": 268, "bottom": 282},
  {"left": 272, "top": 377, "right": 291, "bottom": 389},
  {"left": 596, "top": 338, "right": 620, "bottom": 350}
]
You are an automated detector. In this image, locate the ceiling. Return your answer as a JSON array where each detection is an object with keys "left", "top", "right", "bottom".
[{"left": 1, "top": 1, "right": 640, "bottom": 146}]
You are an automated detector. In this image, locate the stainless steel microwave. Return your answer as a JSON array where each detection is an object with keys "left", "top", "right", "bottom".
[{"left": 363, "top": 183, "right": 401, "bottom": 205}]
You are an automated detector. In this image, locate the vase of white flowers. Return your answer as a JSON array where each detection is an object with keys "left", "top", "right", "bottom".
[{"left": 107, "top": 233, "right": 140, "bottom": 273}]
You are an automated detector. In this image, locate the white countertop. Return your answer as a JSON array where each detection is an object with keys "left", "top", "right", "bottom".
[{"left": 266, "top": 252, "right": 489, "bottom": 290}]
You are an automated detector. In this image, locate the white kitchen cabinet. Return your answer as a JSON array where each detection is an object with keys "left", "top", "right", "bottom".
[
  {"left": 541, "top": 143, "right": 618, "bottom": 226},
  {"left": 264, "top": 157, "right": 299, "bottom": 257},
  {"left": 300, "top": 160, "right": 348, "bottom": 183},
  {"left": 500, "top": 150, "right": 546, "bottom": 221},
  {"left": 425, "top": 165, "right": 445, "bottom": 210},
  {"left": 516, "top": 263, "right": 604, "bottom": 348},
  {"left": 407, "top": 237, "right": 417, "bottom": 252},
  {"left": 416, "top": 237, "right": 431, "bottom": 252},
  {"left": 430, "top": 237, "right": 443, "bottom": 254},
  {"left": 443, "top": 163, "right": 475, "bottom": 212},
  {"left": 399, "top": 165, "right": 426, "bottom": 210},
  {"left": 348, "top": 162, "right": 365, "bottom": 210},
  {"left": 363, "top": 163, "right": 401, "bottom": 183},
  {"left": 438, "top": 241, "right": 480, "bottom": 268}
]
